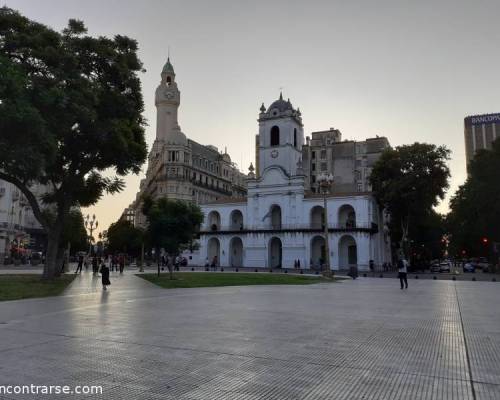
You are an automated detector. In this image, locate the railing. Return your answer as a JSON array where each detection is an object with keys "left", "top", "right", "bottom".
[{"left": 201, "top": 222, "right": 378, "bottom": 233}]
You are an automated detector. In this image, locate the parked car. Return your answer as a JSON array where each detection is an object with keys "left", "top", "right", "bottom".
[
  {"left": 463, "top": 262, "right": 476, "bottom": 273},
  {"left": 430, "top": 262, "right": 451, "bottom": 273},
  {"left": 476, "top": 257, "right": 491, "bottom": 272}
]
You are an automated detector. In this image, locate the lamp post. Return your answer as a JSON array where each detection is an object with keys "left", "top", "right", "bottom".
[
  {"left": 317, "top": 172, "right": 334, "bottom": 279},
  {"left": 84, "top": 214, "right": 98, "bottom": 255}
]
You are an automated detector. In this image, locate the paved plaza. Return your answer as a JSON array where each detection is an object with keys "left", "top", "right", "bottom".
[{"left": 0, "top": 271, "right": 499, "bottom": 399}]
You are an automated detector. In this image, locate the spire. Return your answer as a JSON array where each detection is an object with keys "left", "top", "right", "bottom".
[
  {"left": 279, "top": 91, "right": 283, "bottom": 100},
  {"left": 162, "top": 56, "right": 175, "bottom": 75}
]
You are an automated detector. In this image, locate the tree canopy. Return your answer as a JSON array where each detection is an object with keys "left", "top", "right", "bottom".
[
  {"left": 370, "top": 142, "right": 450, "bottom": 256},
  {"left": 0, "top": 7, "right": 147, "bottom": 278},
  {"left": 447, "top": 138, "right": 500, "bottom": 259},
  {"left": 142, "top": 197, "right": 204, "bottom": 278},
  {"left": 107, "top": 219, "right": 144, "bottom": 256},
  {"left": 60, "top": 209, "right": 89, "bottom": 254}
]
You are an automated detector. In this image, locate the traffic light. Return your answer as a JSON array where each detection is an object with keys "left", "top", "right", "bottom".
[{"left": 482, "top": 237, "right": 489, "bottom": 244}]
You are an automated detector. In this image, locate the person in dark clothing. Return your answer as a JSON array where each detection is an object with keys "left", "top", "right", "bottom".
[
  {"left": 118, "top": 255, "right": 125, "bottom": 273},
  {"left": 100, "top": 260, "right": 111, "bottom": 290},
  {"left": 398, "top": 257, "right": 409, "bottom": 289},
  {"left": 75, "top": 254, "right": 84, "bottom": 274},
  {"left": 92, "top": 256, "right": 98, "bottom": 274}
]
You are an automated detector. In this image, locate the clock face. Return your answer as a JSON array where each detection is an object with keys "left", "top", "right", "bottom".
[
  {"left": 271, "top": 149, "right": 279, "bottom": 158},
  {"left": 164, "top": 90, "right": 174, "bottom": 100}
]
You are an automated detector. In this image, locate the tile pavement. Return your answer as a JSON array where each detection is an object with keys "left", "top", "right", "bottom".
[{"left": 0, "top": 270, "right": 499, "bottom": 399}]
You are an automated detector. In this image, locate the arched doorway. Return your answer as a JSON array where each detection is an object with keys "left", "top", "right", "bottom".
[
  {"left": 338, "top": 235, "right": 357, "bottom": 269},
  {"left": 207, "top": 237, "right": 220, "bottom": 265},
  {"left": 310, "top": 206, "right": 324, "bottom": 229},
  {"left": 270, "top": 205, "right": 281, "bottom": 229},
  {"left": 268, "top": 237, "right": 282, "bottom": 268},
  {"left": 229, "top": 237, "right": 243, "bottom": 267},
  {"left": 310, "top": 235, "right": 326, "bottom": 270},
  {"left": 229, "top": 210, "right": 244, "bottom": 230},
  {"left": 338, "top": 205, "right": 356, "bottom": 228},
  {"left": 208, "top": 211, "right": 221, "bottom": 231}
]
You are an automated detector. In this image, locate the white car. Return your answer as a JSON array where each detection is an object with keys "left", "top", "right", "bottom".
[{"left": 430, "top": 262, "right": 451, "bottom": 273}]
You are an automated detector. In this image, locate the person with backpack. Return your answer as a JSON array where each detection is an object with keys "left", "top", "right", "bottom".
[{"left": 398, "top": 256, "right": 408, "bottom": 290}]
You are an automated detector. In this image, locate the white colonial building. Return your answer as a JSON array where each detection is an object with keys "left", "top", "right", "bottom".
[{"left": 198, "top": 94, "right": 391, "bottom": 271}]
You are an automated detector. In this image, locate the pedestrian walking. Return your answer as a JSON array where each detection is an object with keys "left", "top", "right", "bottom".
[
  {"left": 75, "top": 253, "right": 84, "bottom": 274},
  {"left": 211, "top": 256, "right": 218, "bottom": 271},
  {"left": 100, "top": 260, "right": 111, "bottom": 290},
  {"left": 204, "top": 257, "right": 209, "bottom": 270},
  {"left": 92, "top": 256, "right": 98, "bottom": 274},
  {"left": 398, "top": 256, "right": 408, "bottom": 290},
  {"left": 119, "top": 254, "right": 125, "bottom": 273}
]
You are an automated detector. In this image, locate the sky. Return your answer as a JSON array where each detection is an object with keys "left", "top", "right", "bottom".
[{"left": 6, "top": 0, "right": 500, "bottom": 237}]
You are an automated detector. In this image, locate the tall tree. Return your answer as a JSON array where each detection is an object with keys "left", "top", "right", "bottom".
[
  {"left": 370, "top": 142, "right": 450, "bottom": 256},
  {"left": 0, "top": 8, "right": 147, "bottom": 278},
  {"left": 447, "top": 138, "right": 500, "bottom": 259},
  {"left": 60, "top": 209, "right": 89, "bottom": 254},
  {"left": 142, "top": 197, "right": 204, "bottom": 279},
  {"left": 107, "top": 219, "right": 144, "bottom": 257}
]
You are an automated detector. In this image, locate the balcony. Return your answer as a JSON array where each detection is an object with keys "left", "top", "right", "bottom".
[{"left": 200, "top": 222, "right": 378, "bottom": 234}]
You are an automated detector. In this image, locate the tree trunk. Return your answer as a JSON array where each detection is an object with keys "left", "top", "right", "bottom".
[
  {"left": 43, "top": 229, "right": 61, "bottom": 280},
  {"left": 42, "top": 210, "right": 67, "bottom": 280}
]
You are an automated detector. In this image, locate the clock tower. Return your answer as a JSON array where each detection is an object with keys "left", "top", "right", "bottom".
[
  {"left": 257, "top": 93, "right": 304, "bottom": 177},
  {"left": 154, "top": 57, "right": 186, "bottom": 145}
]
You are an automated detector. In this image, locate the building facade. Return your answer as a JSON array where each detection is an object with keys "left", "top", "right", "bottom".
[
  {"left": 198, "top": 95, "right": 391, "bottom": 271},
  {"left": 302, "top": 129, "right": 389, "bottom": 194},
  {"left": 464, "top": 113, "right": 500, "bottom": 173},
  {"left": 0, "top": 180, "right": 46, "bottom": 263},
  {"left": 132, "top": 59, "right": 247, "bottom": 227}
]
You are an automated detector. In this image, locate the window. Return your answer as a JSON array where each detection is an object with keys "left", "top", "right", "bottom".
[
  {"left": 320, "top": 150, "right": 326, "bottom": 159},
  {"left": 294, "top": 128, "right": 297, "bottom": 147},
  {"left": 320, "top": 162, "right": 327, "bottom": 171},
  {"left": 311, "top": 175, "right": 316, "bottom": 183},
  {"left": 270, "top": 126, "right": 280, "bottom": 146},
  {"left": 312, "top": 163, "right": 316, "bottom": 171},
  {"left": 312, "top": 151, "right": 316, "bottom": 159}
]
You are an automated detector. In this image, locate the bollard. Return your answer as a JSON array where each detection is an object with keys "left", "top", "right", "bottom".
[
  {"left": 415, "top": 275, "right": 419, "bottom": 279},
  {"left": 472, "top": 277, "right": 476, "bottom": 281},
  {"left": 285, "top": 269, "right": 288, "bottom": 274},
  {"left": 191, "top": 267, "right": 195, "bottom": 271},
  {"left": 452, "top": 276, "right": 456, "bottom": 281},
  {"left": 363, "top": 273, "right": 367, "bottom": 277},
  {"left": 379, "top": 274, "right": 383, "bottom": 278},
  {"left": 269, "top": 269, "right": 273, "bottom": 273},
  {"left": 220, "top": 267, "right": 224, "bottom": 272},
  {"left": 254, "top": 268, "right": 258, "bottom": 272},
  {"left": 235, "top": 268, "right": 239, "bottom": 272},
  {"left": 433, "top": 276, "right": 437, "bottom": 280}
]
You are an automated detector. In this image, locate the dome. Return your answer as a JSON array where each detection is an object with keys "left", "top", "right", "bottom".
[
  {"left": 267, "top": 92, "right": 293, "bottom": 113},
  {"left": 162, "top": 57, "right": 175, "bottom": 75}
]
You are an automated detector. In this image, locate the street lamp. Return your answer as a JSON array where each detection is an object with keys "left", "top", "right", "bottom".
[
  {"left": 84, "top": 214, "right": 98, "bottom": 255},
  {"left": 317, "top": 172, "right": 334, "bottom": 279}
]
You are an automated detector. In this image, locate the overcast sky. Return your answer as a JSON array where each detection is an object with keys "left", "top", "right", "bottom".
[{"left": 6, "top": 0, "right": 500, "bottom": 236}]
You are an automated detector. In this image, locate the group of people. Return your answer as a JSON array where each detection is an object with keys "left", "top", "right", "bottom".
[
  {"left": 74, "top": 253, "right": 128, "bottom": 290},
  {"left": 160, "top": 254, "right": 184, "bottom": 271}
]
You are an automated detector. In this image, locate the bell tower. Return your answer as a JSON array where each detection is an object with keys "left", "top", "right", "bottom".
[{"left": 257, "top": 93, "right": 304, "bottom": 176}]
